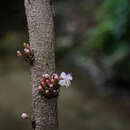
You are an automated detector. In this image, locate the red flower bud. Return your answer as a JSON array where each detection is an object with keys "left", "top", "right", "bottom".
[
  {"left": 24, "top": 48, "right": 30, "bottom": 56},
  {"left": 41, "top": 81, "right": 45, "bottom": 87},
  {"left": 53, "top": 90, "right": 57, "bottom": 95},
  {"left": 46, "top": 80, "right": 50, "bottom": 85},
  {"left": 57, "top": 89, "right": 59, "bottom": 93},
  {"left": 54, "top": 74, "right": 59, "bottom": 81},
  {"left": 49, "top": 84, "right": 53, "bottom": 91},
  {"left": 21, "top": 113, "right": 29, "bottom": 119},
  {"left": 45, "top": 90, "right": 49, "bottom": 95},
  {"left": 51, "top": 79, "right": 55, "bottom": 84},
  {"left": 50, "top": 84, "right": 53, "bottom": 88},
  {"left": 38, "top": 86, "right": 43, "bottom": 92},
  {"left": 24, "top": 43, "right": 30, "bottom": 49},
  {"left": 26, "top": 44, "right": 30, "bottom": 49},
  {"left": 24, "top": 43, "right": 27, "bottom": 48},
  {"left": 17, "top": 50, "right": 22, "bottom": 57},
  {"left": 44, "top": 74, "right": 50, "bottom": 79},
  {"left": 40, "top": 79, "right": 43, "bottom": 82},
  {"left": 42, "top": 74, "right": 46, "bottom": 80}
]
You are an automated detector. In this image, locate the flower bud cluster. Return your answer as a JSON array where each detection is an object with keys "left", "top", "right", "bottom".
[
  {"left": 38, "top": 72, "right": 73, "bottom": 98},
  {"left": 17, "top": 43, "right": 34, "bottom": 65},
  {"left": 38, "top": 73, "right": 60, "bottom": 98}
]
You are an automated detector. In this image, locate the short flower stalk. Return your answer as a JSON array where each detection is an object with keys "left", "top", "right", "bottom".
[{"left": 17, "top": 43, "right": 34, "bottom": 65}]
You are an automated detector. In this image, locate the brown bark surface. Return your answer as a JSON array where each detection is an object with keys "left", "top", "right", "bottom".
[{"left": 24, "top": 0, "right": 58, "bottom": 130}]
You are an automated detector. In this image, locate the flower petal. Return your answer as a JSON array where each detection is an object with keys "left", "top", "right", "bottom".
[
  {"left": 67, "top": 74, "right": 72, "bottom": 80},
  {"left": 58, "top": 80, "right": 65, "bottom": 86},
  {"left": 65, "top": 80, "right": 71, "bottom": 88},
  {"left": 60, "top": 72, "right": 66, "bottom": 79}
]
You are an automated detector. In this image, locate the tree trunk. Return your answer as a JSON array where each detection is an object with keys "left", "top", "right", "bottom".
[{"left": 24, "top": 0, "right": 58, "bottom": 130}]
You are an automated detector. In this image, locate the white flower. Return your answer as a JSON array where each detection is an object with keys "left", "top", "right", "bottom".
[
  {"left": 21, "top": 113, "right": 29, "bottom": 119},
  {"left": 58, "top": 72, "right": 72, "bottom": 88}
]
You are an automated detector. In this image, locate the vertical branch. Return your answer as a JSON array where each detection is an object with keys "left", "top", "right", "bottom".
[{"left": 24, "top": 0, "right": 58, "bottom": 130}]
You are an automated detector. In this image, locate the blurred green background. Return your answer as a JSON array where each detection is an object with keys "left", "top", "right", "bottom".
[{"left": 1, "top": 0, "right": 130, "bottom": 130}]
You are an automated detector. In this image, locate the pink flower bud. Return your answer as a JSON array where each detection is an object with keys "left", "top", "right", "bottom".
[
  {"left": 42, "top": 74, "right": 45, "bottom": 77},
  {"left": 24, "top": 43, "right": 27, "bottom": 48},
  {"left": 49, "top": 84, "right": 53, "bottom": 91},
  {"left": 41, "top": 81, "right": 45, "bottom": 87},
  {"left": 40, "top": 79, "right": 43, "bottom": 82},
  {"left": 26, "top": 44, "right": 30, "bottom": 49},
  {"left": 21, "top": 113, "right": 29, "bottom": 119},
  {"left": 45, "top": 90, "right": 49, "bottom": 95},
  {"left": 50, "top": 84, "right": 53, "bottom": 88},
  {"left": 54, "top": 74, "right": 59, "bottom": 81},
  {"left": 46, "top": 80, "right": 50, "bottom": 85},
  {"left": 42, "top": 74, "right": 46, "bottom": 80},
  {"left": 17, "top": 50, "right": 22, "bottom": 57},
  {"left": 53, "top": 90, "right": 57, "bottom": 95},
  {"left": 24, "top": 43, "right": 30, "bottom": 49},
  {"left": 44, "top": 74, "right": 50, "bottom": 79},
  {"left": 57, "top": 89, "right": 59, "bottom": 93},
  {"left": 51, "top": 79, "right": 55, "bottom": 84},
  {"left": 38, "top": 86, "right": 43, "bottom": 92},
  {"left": 24, "top": 48, "right": 30, "bottom": 56}
]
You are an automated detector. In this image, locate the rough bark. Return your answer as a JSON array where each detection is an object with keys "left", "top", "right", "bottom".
[{"left": 24, "top": 0, "right": 58, "bottom": 130}]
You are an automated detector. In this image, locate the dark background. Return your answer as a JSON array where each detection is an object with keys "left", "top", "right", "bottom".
[{"left": 0, "top": 0, "right": 130, "bottom": 130}]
